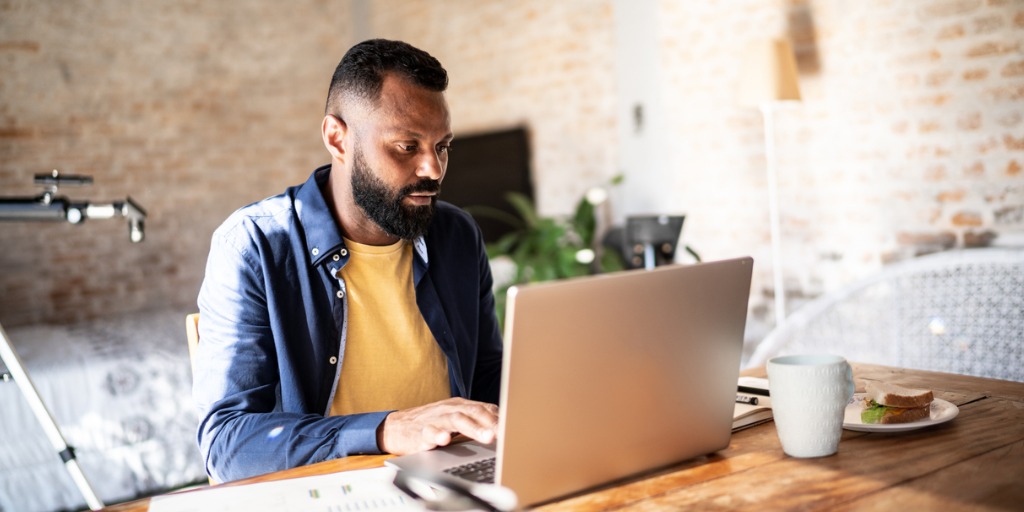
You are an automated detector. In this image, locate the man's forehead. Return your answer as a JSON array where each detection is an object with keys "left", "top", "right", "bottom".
[
  {"left": 358, "top": 74, "right": 450, "bottom": 137},
  {"left": 380, "top": 75, "right": 446, "bottom": 106}
]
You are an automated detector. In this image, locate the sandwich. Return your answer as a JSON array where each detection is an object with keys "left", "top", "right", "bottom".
[{"left": 861, "top": 382, "right": 934, "bottom": 424}]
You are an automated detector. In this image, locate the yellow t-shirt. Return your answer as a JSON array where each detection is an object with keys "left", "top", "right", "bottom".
[{"left": 330, "top": 238, "right": 450, "bottom": 416}]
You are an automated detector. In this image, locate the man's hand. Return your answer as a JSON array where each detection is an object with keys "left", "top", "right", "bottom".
[{"left": 377, "top": 397, "right": 498, "bottom": 455}]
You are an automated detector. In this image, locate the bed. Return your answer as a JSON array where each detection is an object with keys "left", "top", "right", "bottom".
[{"left": 0, "top": 308, "right": 207, "bottom": 512}]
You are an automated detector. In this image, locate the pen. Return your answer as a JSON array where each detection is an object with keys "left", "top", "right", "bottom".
[
  {"left": 738, "top": 385, "right": 770, "bottom": 397},
  {"left": 735, "top": 395, "right": 759, "bottom": 405}
]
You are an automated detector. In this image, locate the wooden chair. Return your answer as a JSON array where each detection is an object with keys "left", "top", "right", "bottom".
[
  {"left": 185, "top": 313, "right": 200, "bottom": 375},
  {"left": 185, "top": 313, "right": 219, "bottom": 485}
]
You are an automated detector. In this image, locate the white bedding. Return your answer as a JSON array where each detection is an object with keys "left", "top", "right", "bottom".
[{"left": 0, "top": 309, "right": 207, "bottom": 512}]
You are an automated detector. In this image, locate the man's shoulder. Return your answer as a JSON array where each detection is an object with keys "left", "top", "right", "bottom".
[
  {"left": 433, "top": 200, "right": 475, "bottom": 224},
  {"left": 219, "top": 192, "right": 292, "bottom": 227},
  {"left": 212, "top": 189, "right": 299, "bottom": 247},
  {"left": 430, "top": 201, "right": 481, "bottom": 240},
  {"left": 423, "top": 201, "right": 487, "bottom": 267}
]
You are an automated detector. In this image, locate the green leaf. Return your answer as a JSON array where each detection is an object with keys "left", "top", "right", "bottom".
[
  {"left": 860, "top": 400, "right": 888, "bottom": 424},
  {"left": 599, "top": 248, "right": 625, "bottom": 273},
  {"left": 489, "top": 231, "right": 522, "bottom": 255},
  {"left": 463, "top": 205, "right": 526, "bottom": 230},
  {"left": 572, "top": 197, "right": 596, "bottom": 247},
  {"left": 504, "top": 192, "right": 539, "bottom": 227},
  {"left": 534, "top": 264, "right": 558, "bottom": 282}
]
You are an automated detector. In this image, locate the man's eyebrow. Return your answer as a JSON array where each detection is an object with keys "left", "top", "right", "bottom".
[{"left": 384, "top": 128, "right": 454, "bottom": 141}]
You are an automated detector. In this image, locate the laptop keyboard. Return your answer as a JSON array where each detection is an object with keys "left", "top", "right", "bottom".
[{"left": 444, "top": 457, "right": 496, "bottom": 483}]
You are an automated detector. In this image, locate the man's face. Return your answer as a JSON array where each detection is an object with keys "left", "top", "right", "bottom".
[
  {"left": 342, "top": 73, "right": 453, "bottom": 241},
  {"left": 351, "top": 143, "right": 439, "bottom": 240}
]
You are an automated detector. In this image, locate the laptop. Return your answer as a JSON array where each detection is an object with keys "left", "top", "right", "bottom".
[{"left": 388, "top": 257, "right": 753, "bottom": 506}]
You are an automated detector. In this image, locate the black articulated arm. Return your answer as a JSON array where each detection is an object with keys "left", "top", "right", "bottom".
[{"left": 0, "top": 170, "right": 147, "bottom": 242}]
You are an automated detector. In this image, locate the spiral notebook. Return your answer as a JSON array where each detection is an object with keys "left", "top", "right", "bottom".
[{"left": 733, "top": 377, "right": 774, "bottom": 431}]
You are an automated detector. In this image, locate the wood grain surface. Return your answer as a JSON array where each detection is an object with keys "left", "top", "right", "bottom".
[{"left": 99, "top": 363, "right": 1024, "bottom": 512}]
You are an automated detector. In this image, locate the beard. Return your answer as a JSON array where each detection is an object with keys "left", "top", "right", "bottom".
[{"left": 351, "top": 146, "right": 440, "bottom": 240}]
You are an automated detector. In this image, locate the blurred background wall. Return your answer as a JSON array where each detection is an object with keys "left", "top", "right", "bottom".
[
  {"left": 1, "top": 0, "right": 353, "bottom": 325},
  {"left": 2, "top": 0, "right": 1022, "bottom": 343}
]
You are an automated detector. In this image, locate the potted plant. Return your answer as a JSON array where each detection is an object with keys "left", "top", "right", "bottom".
[{"left": 468, "top": 177, "right": 625, "bottom": 326}]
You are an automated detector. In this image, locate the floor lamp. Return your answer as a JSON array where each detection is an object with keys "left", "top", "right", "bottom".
[{"left": 737, "top": 38, "right": 802, "bottom": 328}]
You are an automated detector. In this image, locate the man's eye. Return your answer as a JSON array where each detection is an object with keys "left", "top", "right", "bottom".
[
  {"left": 399, "top": 144, "right": 417, "bottom": 152},
  {"left": 437, "top": 144, "right": 451, "bottom": 154}
]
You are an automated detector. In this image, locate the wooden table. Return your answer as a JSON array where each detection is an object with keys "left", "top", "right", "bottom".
[{"left": 102, "top": 363, "right": 1024, "bottom": 511}]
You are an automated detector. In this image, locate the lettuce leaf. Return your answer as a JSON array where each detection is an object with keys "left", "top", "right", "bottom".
[{"left": 861, "top": 399, "right": 889, "bottom": 424}]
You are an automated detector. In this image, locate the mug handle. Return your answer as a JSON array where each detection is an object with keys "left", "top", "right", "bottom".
[{"left": 843, "top": 361, "right": 855, "bottom": 401}]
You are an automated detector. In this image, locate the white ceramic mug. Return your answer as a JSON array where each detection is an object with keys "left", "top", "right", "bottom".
[{"left": 767, "top": 354, "right": 854, "bottom": 458}]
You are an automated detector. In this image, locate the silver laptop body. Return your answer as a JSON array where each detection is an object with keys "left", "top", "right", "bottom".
[{"left": 388, "top": 257, "right": 753, "bottom": 506}]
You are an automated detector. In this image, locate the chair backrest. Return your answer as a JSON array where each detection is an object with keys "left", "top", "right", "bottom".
[
  {"left": 185, "top": 313, "right": 200, "bottom": 375},
  {"left": 748, "top": 248, "right": 1024, "bottom": 382},
  {"left": 184, "top": 312, "right": 218, "bottom": 485}
]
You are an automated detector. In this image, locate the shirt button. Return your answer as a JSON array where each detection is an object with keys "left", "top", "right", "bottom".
[
  {"left": 336, "top": 290, "right": 344, "bottom": 299},
  {"left": 332, "top": 254, "right": 340, "bottom": 262},
  {"left": 340, "top": 248, "right": 348, "bottom": 257},
  {"left": 311, "top": 247, "right": 320, "bottom": 256},
  {"left": 329, "top": 356, "right": 338, "bottom": 365}
]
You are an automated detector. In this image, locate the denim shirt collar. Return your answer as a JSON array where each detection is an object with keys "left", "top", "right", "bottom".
[{"left": 297, "top": 165, "right": 428, "bottom": 275}]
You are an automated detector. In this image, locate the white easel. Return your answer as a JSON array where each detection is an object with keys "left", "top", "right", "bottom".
[{"left": 0, "top": 325, "right": 104, "bottom": 509}]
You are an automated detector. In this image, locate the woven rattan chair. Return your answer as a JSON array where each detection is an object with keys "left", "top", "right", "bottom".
[{"left": 748, "top": 248, "right": 1024, "bottom": 382}]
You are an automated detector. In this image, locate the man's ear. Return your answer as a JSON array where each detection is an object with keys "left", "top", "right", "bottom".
[{"left": 322, "top": 114, "right": 348, "bottom": 161}]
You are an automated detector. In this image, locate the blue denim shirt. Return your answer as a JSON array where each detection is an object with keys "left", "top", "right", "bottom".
[{"left": 194, "top": 165, "right": 503, "bottom": 482}]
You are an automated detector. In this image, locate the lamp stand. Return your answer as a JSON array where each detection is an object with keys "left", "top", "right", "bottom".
[
  {"left": 1, "top": 322, "right": 105, "bottom": 510},
  {"left": 0, "top": 171, "right": 147, "bottom": 510},
  {"left": 760, "top": 103, "right": 786, "bottom": 327}
]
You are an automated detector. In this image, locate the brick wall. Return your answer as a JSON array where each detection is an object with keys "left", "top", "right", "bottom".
[
  {"left": 364, "top": 0, "right": 1024, "bottom": 334},
  {"left": 0, "top": 0, "right": 351, "bottom": 326},
  {"left": 367, "top": 0, "right": 620, "bottom": 213},
  {"left": 2, "top": 0, "right": 1021, "bottom": 335},
  {"left": 657, "top": 0, "right": 1024, "bottom": 326}
]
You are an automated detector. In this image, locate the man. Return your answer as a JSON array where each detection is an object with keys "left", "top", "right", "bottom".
[{"left": 194, "top": 39, "right": 503, "bottom": 482}]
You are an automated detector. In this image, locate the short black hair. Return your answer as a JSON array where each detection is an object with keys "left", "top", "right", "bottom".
[{"left": 325, "top": 39, "right": 448, "bottom": 116}]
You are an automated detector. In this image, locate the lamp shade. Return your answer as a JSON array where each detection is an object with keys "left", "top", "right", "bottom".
[{"left": 737, "top": 38, "right": 801, "bottom": 107}]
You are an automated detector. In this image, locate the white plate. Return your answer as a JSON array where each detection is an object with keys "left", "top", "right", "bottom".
[{"left": 843, "top": 394, "right": 959, "bottom": 432}]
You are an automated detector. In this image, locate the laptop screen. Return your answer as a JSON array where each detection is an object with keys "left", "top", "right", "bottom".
[{"left": 496, "top": 258, "right": 753, "bottom": 504}]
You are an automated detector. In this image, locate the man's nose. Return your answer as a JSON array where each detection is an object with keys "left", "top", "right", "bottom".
[{"left": 415, "top": 151, "right": 444, "bottom": 181}]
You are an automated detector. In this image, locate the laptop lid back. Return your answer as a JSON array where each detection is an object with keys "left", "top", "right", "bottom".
[{"left": 496, "top": 257, "right": 753, "bottom": 505}]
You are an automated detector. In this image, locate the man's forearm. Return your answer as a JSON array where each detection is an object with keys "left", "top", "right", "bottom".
[{"left": 200, "top": 408, "right": 389, "bottom": 482}]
